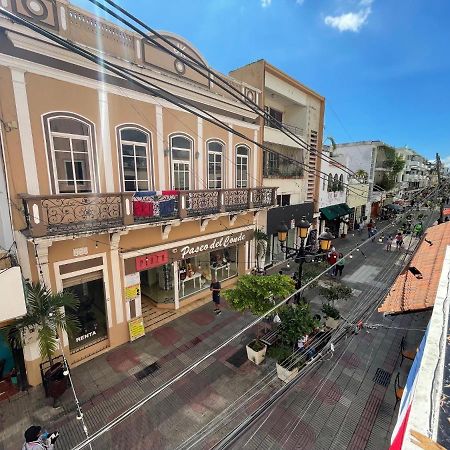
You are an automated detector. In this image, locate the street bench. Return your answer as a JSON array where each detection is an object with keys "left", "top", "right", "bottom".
[{"left": 260, "top": 326, "right": 280, "bottom": 346}]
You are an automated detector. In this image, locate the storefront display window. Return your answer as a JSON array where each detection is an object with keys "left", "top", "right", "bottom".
[
  {"left": 178, "top": 246, "right": 238, "bottom": 299},
  {"left": 140, "top": 263, "right": 175, "bottom": 306},
  {"left": 65, "top": 277, "right": 108, "bottom": 352}
]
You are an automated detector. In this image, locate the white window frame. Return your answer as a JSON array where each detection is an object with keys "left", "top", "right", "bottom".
[
  {"left": 207, "top": 140, "right": 224, "bottom": 189},
  {"left": 236, "top": 145, "right": 249, "bottom": 188},
  {"left": 170, "top": 134, "right": 193, "bottom": 190},
  {"left": 118, "top": 127, "right": 152, "bottom": 192},
  {"left": 48, "top": 117, "right": 96, "bottom": 194}
]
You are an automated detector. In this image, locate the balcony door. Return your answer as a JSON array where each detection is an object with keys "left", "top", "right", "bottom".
[
  {"left": 236, "top": 145, "right": 249, "bottom": 188},
  {"left": 45, "top": 114, "right": 97, "bottom": 194},
  {"left": 170, "top": 135, "right": 193, "bottom": 190},
  {"left": 207, "top": 140, "right": 224, "bottom": 189}
]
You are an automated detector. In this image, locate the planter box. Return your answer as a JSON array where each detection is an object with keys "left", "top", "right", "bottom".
[
  {"left": 246, "top": 342, "right": 267, "bottom": 365},
  {"left": 276, "top": 362, "right": 299, "bottom": 383},
  {"left": 325, "top": 317, "right": 341, "bottom": 329}
]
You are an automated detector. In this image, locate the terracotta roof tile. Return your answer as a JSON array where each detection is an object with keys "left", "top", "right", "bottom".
[{"left": 379, "top": 221, "right": 450, "bottom": 314}]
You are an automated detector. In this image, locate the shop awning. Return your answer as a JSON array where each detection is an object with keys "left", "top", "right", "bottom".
[{"left": 320, "top": 203, "right": 352, "bottom": 221}]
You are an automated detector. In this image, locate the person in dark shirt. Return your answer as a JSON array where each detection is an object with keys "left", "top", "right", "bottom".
[{"left": 210, "top": 278, "right": 222, "bottom": 315}]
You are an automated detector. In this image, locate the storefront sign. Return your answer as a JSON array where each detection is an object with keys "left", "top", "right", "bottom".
[
  {"left": 128, "top": 317, "right": 145, "bottom": 341},
  {"left": 136, "top": 250, "right": 169, "bottom": 272},
  {"left": 124, "top": 284, "right": 140, "bottom": 300},
  {"left": 75, "top": 330, "right": 97, "bottom": 343},
  {"left": 171, "top": 230, "right": 254, "bottom": 260}
]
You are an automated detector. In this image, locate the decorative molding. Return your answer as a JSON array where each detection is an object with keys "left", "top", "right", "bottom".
[
  {"left": 11, "top": 68, "right": 39, "bottom": 194},
  {"left": 155, "top": 105, "right": 166, "bottom": 190},
  {"left": 98, "top": 90, "right": 114, "bottom": 192},
  {"left": 162, "top": 224, "right": 172, "bottom": 240},
  {"left": 200, "top": 218, "right": 209, "bottom": 232}
]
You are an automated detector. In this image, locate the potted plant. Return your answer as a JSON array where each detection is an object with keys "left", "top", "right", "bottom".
[
  {"left": 6, "top": 283, "right": 80, "bottom": 405},
  {"left": 273, "top": 304, "right": 317, "bottom": 382},
  {"left": 223, "top": 274, "right": 295, "bottom": 365},
  {"left": 321, "top": 303, "right": 341, "bottom": 329}
]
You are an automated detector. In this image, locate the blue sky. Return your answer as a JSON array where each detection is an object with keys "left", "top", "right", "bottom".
[{"left": 74, "top": 0, "right": 450, "bottom": 164}]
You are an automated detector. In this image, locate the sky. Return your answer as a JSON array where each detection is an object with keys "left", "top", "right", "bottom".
[{"left": 73, "top": 0, "right": 450, "bottom": 165}]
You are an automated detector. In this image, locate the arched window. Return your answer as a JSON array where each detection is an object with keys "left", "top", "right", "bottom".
[
  {"left": 118, "top": 127, "right": 152, "bottom": 192},
  {"left": 207, "top": 140, "right": 224, "bottom": 189},
  {"left": 170, "top": 135, "right": 193, "bottom": 190},
  {"left": 44, "top": 114, "right": 96, "bottom": 194},
  {"left": 236, "top": 145, "right": 249, "bottom": 188},
  {"left": 338, "top": 174, "right": 344, "bottom": 191},
  {"left": 327, "top": 173, "right": 333, "bottom": 192},
  {"left": 333, "top": 174, "right": 339, "bottom": 191},
  {"left": 323, "top": 176, "right": 326, "bottom": 190}
]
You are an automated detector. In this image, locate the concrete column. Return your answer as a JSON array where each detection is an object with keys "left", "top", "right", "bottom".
[
  {"left": 110, "top": 232, "right": 124, "bottom": 325},
  {"left": 34, "top": 240, "right": 52, "bottom": 289},
  {"left": 173, "top": 261, "right": 180, "bottom": 309}
]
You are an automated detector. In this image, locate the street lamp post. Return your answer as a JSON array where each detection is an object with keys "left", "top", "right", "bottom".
[{"left": 277, "top": 217, "right": 334, "bottom": 302}]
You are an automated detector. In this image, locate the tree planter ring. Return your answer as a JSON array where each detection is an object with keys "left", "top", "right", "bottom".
[{"left": 276, "top": 362, "right": 299, "bottom": 383}]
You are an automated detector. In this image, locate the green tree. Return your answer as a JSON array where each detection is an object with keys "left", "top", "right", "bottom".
[
  {"left": 224, "top": 274, "right": 295, "bottom": 316},
  {"left": 277, "top": 304, "right": 318, "bottom": 349},
  {"left": 355, "top": 169, "right": 368, "bottom": 182},
  {"left": 6, "top": 283, "right": 80, "bottom": 365},
  {"left": 319, "top": 281, "right": 353, "bottom": 306}
]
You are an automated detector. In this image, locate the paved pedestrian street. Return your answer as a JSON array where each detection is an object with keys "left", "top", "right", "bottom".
[{"left": 0, "top": 231, "right": 428, "bottom": 449}]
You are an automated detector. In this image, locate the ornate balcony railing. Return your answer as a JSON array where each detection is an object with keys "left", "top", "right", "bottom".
[{"left": 21, "top": 187, "right": 277, "bottom": 237}]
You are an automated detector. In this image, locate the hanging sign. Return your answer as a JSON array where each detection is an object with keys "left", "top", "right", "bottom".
[
  {"left": 128, "top": 317, "right": 145, "bottom": 341},
  {"left": 135, "top": 250, "right": 169, "bottom": 272}
]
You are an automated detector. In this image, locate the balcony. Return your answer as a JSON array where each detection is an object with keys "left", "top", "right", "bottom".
[
  {"left": 265, "top": 120, "right": 305, "bottom": 137},
  {"left": 21, "top": 188, "right": 277, "bottom": 237},
  {"left": 263, "top": 151, "right": 303, "bottom": 178}
]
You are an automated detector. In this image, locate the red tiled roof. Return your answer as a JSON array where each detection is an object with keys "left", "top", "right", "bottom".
[{"left": 378, "top": 222, "right": 450, "bottom": 314}]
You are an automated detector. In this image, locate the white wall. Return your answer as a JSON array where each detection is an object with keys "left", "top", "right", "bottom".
[
  {"left": 0, "top": 129, "right": 14, "bottom": 250},
  {"left": 318, "top": 151, "right": 349, "bottom": 209}
]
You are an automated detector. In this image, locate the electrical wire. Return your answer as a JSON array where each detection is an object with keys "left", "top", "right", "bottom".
[
  {"left": 68, "top": 182, "right": 444, "bottom": 449},
  {"left": 89, "top": 0, "right": 386, "bottom": 193},
  {"left": 0, "top": 7, "right": 373, "bottom": 201}
]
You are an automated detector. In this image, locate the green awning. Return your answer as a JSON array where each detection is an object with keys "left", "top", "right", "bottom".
[{"left": 320, "top": 203, "right": 352, "bottom": 221}]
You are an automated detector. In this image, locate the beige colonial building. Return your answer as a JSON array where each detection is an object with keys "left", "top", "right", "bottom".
[
  {"left": 230, "top": 60, "right": 324, "bottom": 266},
  {"left": 0, "top": 0, "right": 276, "bottom": 385}
]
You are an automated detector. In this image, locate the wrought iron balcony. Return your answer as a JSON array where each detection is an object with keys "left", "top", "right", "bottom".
[
  {"left": 21, "top": 187, "right": 277, "bottom": 237},
  {"left": 263, "top": 151, "right": 303, "bottom": 178}
]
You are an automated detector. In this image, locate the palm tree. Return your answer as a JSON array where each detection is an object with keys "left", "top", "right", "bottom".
[
  {"left": 355, "top": 169, "right": 368, "bottom": 182},
  {"left": 7, "top": 283, "right": 80, "bottom": 365}
]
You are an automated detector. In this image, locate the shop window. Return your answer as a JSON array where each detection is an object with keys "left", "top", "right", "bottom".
[
  {"left": 207, "top": 140, "right": 224, "bottom": 189},
  {"left": 178, "top": 247, "right": 238, "bottom": 299},
  {"left": 170, "top": 134, "right": 193, "bottom": 190},
  {"left": 44, "top": 114, "right": 96, "bottom": 194},
  {"left": 119, "top": 126, "right": 152, "bottom": 192},
  {"left": 63, "top": 275, "right": 108, "bottom": 352},
  {"left": 236, "top": 145, "right": 249, "bottom": 188}
]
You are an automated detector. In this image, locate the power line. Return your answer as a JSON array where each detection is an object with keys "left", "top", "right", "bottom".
[
  {"left": 88, "top": 0, "right": 368, "bottom": 186},
  {"left": 0, "top": 7, "right": 373, "bottom": 202}
]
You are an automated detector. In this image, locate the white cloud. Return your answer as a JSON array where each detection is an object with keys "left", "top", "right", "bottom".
[
  {"left": 324, "top": 0, "right": 373, "bottom": 32},
  {"left": 261, "top": 0, "right": 272, "bottom": 7}
]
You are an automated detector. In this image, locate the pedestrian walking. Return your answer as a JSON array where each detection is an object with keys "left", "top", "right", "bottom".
[
  {"left": 327, "top": 246, "right": 338, "bottom": 276},
  {"left": 334, "top": 253, "right": 346, "bottom": 277},
  {"left": 210, "top": 277, "right": 222, "bottom": 315},
  {"left": 22, "top": 426, "right": 59, "bottom": 450},
  {"left": 395, "top": 232, "right": 404, "bottom": 250},
  {"left": 371, "top": 226, "right": 377, "bottom": 242},
  {"left": 386, "top": 235, "right": 393, "bottom": 251},
  {"left": 367, "top": 219, "right": 374, "bottom": 238},
  {"left": 414, "top": 222, "right": 423, "bottom": 237}
]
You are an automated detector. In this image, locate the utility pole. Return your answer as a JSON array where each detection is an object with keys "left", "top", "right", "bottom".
[{"left": 436, "top": 153, "right": 444, "bottom": 223}]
